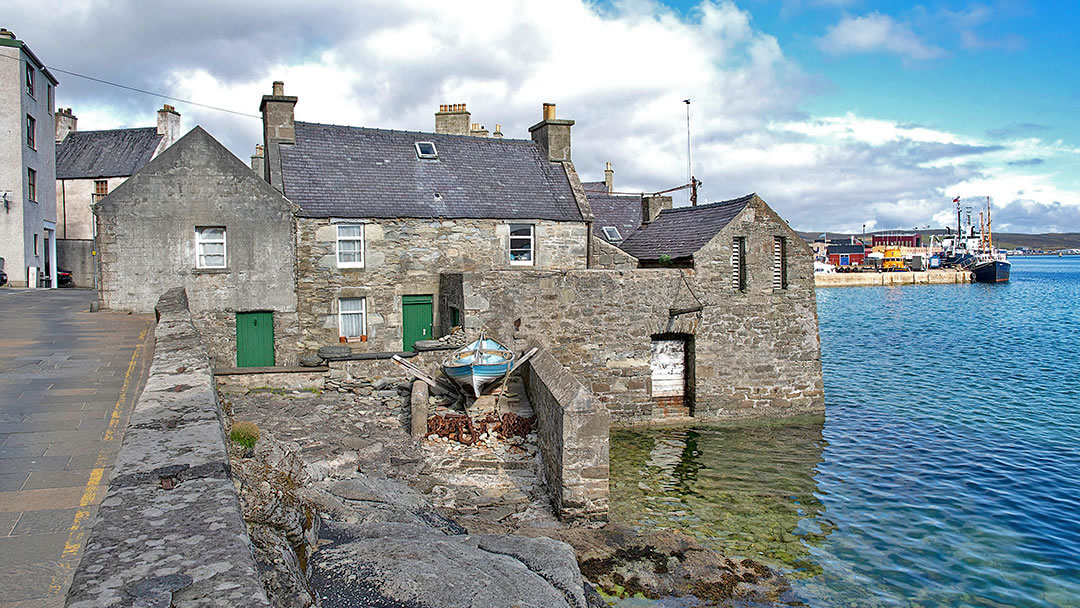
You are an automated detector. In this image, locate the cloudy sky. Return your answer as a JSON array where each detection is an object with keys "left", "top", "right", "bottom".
[{"left": 8, "top": 0, "right": 1079, "bottom": 233}]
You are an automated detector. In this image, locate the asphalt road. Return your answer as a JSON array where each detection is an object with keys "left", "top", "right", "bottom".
[{"left": 0, "top": 289, "right": 153, "bottom": 608}]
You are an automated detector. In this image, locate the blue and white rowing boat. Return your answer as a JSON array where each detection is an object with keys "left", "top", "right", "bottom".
[{"left": 441, "top": 333, "right": 515, "bottom": 398}]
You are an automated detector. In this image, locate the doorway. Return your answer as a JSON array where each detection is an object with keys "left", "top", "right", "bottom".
[
  {"left": 236, "top": 312, "right": 275, "bottom": 367},
  {"left": 402, "top": 295, "right": 433, "bottom": 352}
]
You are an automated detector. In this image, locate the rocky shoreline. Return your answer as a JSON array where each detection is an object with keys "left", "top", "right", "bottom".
[{"left": 222, "top": 376, "right": 791, "bottom": 607}]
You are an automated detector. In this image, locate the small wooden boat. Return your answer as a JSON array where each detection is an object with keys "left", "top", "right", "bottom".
[{"left": 441, "top": 332, "right": 515, "bottom": 398}]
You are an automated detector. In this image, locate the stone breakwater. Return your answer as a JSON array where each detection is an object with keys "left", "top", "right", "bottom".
[
  {"left": 815, "top": 269, "right": 972, "bottom": 287},
  {"left": 66, "top": 288, "right": 270, "bottom": 608}
]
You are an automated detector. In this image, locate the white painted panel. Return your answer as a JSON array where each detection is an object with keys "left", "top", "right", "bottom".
[{"left": 650, "top": 339, "right": 684, "bottom": 397}]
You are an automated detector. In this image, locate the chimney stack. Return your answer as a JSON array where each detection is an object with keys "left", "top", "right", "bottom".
[
  {"left": 0, "top": 29, "right": 15, "bottom": 40},
  {"left": 528, "top": 103, "right": 574, "bottom": 163},
  {"left": 435, "top": 103, "right": 470, "bottom": 136},
  {"left": 55, "top": 107, "right": 77, "bottom": 144},
  {"left": 155, "top": 104, "right": 181, "bottom": 155},
  {"left": 604, "top": 161, "right": 614, "bottom": 193},
  {"left": 260, "top": 80, "right": 298, "bottom": 189},
  {"left": 641, "top": 195, "right": 673, "bottom": 225},
  {"left": 493, "top": 123, "right": 503, "bottom": 139},
  {"left": 250, "top": 144, "right": 265, "bottom": 176}
]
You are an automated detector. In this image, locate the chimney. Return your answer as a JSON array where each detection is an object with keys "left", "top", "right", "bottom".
[
  {"left": 0, "top": 29, "right": 15, "bottom": 40},
  {"left": 492, "top": 123, "right": 503, "bottom": 139},
  {"left": 155, "top": 104, "right": 181, "bottom": 155},
  {"left": 435, "top": 103, "right": 470, "bottom": 136},
  {"left": 259, "top": 80, "right": 298, "bottom": 189},
  {"left": 528, "top": 103, "right": 574, "bottom": 162},
  {"left": 55, "top": 107, "right": 77, "bottom": 144},
  {"left": 641, "top": 195, "right": 673, "bottom": 225},
  {"left": 469, "top": 122, "right": 489, "bottom": 138},
  {"left": 604, "top": 161, "right": 614, "bottom": 193},
  {"left": 250, "top": 144, "right": 265, "bottom": 176}
]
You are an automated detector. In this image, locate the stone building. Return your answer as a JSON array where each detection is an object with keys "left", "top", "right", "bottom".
[
  {"left": 259, "top": 83, "right": 592, "bottom": 354},
  {"left": 0, "top": 28, "right": 59, "bottom": 288},
  {"left": 54, "top": 104, "right": 182, "bottom": 286},
  {"left": 95, "top": 126, "right": 299, "bottom": 368}
]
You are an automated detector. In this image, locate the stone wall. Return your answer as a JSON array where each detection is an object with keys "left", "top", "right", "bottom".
[
  {"left": 295, "top": 217, "right": 587, "bottom": 355},
  {"left": 589, "top": 235, "right": 638, "bottom": 270},
  {"left": 66, "top": 288, "right": 270, "bottom": 608},
  {"left": 523, "top": 344, "right": 609, "bottom": 522},
  {"left": 460, "top": 262, "right": 822, "bottom": 424},
  {"left": 95, "top": 127, "right": 301, "bottom": 368}
]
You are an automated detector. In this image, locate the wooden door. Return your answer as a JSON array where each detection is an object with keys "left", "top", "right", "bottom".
[
  {"left": 236, "top": 312, "right": 274, "bottom": 367},
  {"left": 402, "top": 295, "right": 433, "bottom": 352}
]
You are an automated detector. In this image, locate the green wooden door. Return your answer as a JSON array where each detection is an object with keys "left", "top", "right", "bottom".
[
  {"left": 236, "top": 312, "right": 275, "bottom": 367},
  {"left": 402, "top": 295, "right": 433, "bottom": 352}
]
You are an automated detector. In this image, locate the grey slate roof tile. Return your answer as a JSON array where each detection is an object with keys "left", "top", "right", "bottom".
[
  {"left": 56, "top": 127, "right": 162, "bottom": 179},
  {"left": 586, "top": 192, "right": 642, "bottom": 242},
  {"left": 617, "top": 194, "right": 753, "bottom": 260},
  {"left": 581, "top": 181, "right": 607, "bottom": 193},
  {"left": 282, "top": 122, "right": 582, "bottom": 221}
]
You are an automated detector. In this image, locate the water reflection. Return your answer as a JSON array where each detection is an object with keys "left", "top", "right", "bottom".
[{"left": 610, "top": 415, "right": 832, "bottom": 577}]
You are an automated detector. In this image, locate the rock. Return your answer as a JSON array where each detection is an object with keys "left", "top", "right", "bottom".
[
  {"left": 328, "top": 474, "right": 464, "bottom": 536},
  {"left": 298, "top": 353, "right": 324, "bottom": 367},
  {"left": 318, "top": 345, "right": 353, "bottom": 360},
  {"left": 372, "top": 377, "right": 394, "bottom": 390},
  {"left": 311, "top": 520, "right": 588, "bottom": 608}
]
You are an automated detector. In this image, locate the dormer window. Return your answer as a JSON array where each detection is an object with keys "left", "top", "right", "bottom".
[
  {"left": 415, "top": 141, "right": 438, "bottom": 159},
  {"left": 601, "top": 226, "right": 622, "bottom": 242}
]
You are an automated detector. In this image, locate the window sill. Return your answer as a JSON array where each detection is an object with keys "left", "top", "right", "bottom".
[{"left": 193, "top": 267, "right": 230, "bottom": 275}]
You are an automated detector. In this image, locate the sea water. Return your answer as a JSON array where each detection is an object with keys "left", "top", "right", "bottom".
[{"left": 610, "top": 256, "right": 1080, "bottom": 607}]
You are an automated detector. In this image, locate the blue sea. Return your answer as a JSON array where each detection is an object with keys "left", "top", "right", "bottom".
[{"left": 610, "top": 256, "right": 1080, "bottom": 607}]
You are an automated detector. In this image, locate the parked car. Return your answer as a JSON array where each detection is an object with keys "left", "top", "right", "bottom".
[
  {"left": 57, "top": 267, "right": 73, "bottom": 286},
  {"left": 0, "top": 268, "right": 6, "bottom": 286}
]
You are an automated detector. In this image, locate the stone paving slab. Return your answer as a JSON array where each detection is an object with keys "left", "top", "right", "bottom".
[{"left": 0, "top": 290, "right": 153, "bottom": 608}]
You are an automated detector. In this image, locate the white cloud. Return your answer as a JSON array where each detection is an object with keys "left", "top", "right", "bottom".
[
  {"left": 6, "top": 0, "right": 1079, "bottom": 233},
  {"left": 818, "top": 13, "right": 944, "bottom": 60}
]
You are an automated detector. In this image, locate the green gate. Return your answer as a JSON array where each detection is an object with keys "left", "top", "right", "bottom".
[
  {"left": 401, "top": 295, "right": 433, "bottom": 352},
  {"left": 236, "top": 312, "right": 275, "bottom": 367}
]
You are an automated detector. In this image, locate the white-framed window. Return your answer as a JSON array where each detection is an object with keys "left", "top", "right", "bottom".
[
  {"left": 509, "top": 223, "right": 534, "bottom": 266},
  {"left": 195, "top": 226, "right": 227, "bottom": 269},
  {"left": 601, "top": 226, "right": 622, "bottom": 242},
  {"left": 26, "top": 63, "right": 35, "bottom": 97},
  {"left": 338, "top": 297, "right": 367, "bottom": 338},
  {"left": 26, "top": 115, "right": 35, "bottom": 149},
  {"left": 336, "top": 224, "right": 364, "bottom": 268},
  {"left": 415, "top": 141, "right": 438, "bottom": 159},
  {"left": 27, "top": 168, "right": 36, "bottom": 202}
]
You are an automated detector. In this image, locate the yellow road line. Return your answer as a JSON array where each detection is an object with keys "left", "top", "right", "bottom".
[{"left": 47, "top": 326, "right": 148, "bottom": 596}]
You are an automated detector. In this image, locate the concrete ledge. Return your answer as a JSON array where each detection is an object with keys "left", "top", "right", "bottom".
[
  {"left": 815, "top": 269, "right": 972, "bottom": 287},
  {"left": 213, "top": 365, "right": 329, "bottom": 375},
  {"left": 522, "top": 343, "right": 609, "bottom": 522},
  {"left": 67, "top": 287, "right": 270, "bottom": 608}
]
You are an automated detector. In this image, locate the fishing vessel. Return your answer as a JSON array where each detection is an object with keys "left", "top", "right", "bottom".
[
  {"left": 937, "top": 196, "right": 1010, "bottom": 283},
  {"left": 441, "top": 332, "right": 516, "bottom": 397}
]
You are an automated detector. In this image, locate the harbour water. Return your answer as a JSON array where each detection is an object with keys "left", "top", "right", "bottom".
[{"left": 611, "top": 256, "right": 1080, "bottom": 607}]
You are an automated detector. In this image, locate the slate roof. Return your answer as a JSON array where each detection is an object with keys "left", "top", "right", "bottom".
[
  {"left": 617, "top": 194, "right": 753, "bottom": 260},
  {"left": 581, "top": 181, "right": 607, "bottom": 193},
  {"left": 827, "top": 244, "right": 865, "bottom": 255},
  {"left": 56, "top": 128, "right": 163, "bottom": 179},
  {"left": 587, "top": 192, "right": 642, "bottom": 243},
  {"left": 281, "top": 122, "right": 583, "bottom": 221}
]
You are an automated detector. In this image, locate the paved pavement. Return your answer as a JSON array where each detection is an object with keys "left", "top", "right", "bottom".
[{"left": 0, "top": 289, "right": 153, "bottom": 608}]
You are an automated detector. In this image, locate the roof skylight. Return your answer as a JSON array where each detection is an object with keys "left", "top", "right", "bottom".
[
  {"left": 415, "top": 141, "right": 438, "bottom": 159},
  {"left": 602, "top": 226, "right": 622, "bottom": 242}
]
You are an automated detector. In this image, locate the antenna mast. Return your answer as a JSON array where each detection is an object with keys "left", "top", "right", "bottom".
[{"left": 684, "top": 99, "right": 693, "bottom": 206}]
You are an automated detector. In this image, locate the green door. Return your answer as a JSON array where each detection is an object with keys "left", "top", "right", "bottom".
[
  {"left": 402, "top": 295, "right": 433, "bottom": 352},
  {"left": 236, "top": 312, "right": 275, "bottom": 367}
]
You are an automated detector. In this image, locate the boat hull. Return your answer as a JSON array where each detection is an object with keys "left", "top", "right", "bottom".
[
  {"left": 441, "top": 335, "right": 515, "bottom": 398},
  {"left": 973, "top": 259, "right": 1010, "bottom": 283}
]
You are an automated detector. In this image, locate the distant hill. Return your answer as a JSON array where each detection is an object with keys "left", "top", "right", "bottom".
[{"left": 797, "top": 230, "right": 1080, "bottom": 251}]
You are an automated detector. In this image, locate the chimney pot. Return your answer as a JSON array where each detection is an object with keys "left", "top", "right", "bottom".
[
  {"left": 272, "top": 81, "right": 284, "bottom": 96},
  {"left": 435, "top": 102, "right": 470, "bottom": 135},
  {"left": 543, "top": 103, "right": 556, "bottom": 121},
  {"left": 604, "top": 162, "right": 614, "bottom": 193}
]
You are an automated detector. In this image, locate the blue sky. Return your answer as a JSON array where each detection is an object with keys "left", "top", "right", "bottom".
[{"left": 7, "top": 0, "right": 1080, "bottom": 232}]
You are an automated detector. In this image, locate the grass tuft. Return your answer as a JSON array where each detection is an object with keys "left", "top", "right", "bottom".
[{"left": 230, "top": 421, "right": 260, "bottom": 449}]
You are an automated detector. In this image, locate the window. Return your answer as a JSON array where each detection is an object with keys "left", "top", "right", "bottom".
[
  {"left": 26, "top": 63, "right": 35, "bottom": 97},
  {"left": 94, "top": 180, "right": 108, "bottom": 195},
  {"left": 336, "top": 224, "right": 364, "bottom": 268},
  {"left": 195, "top": 226, "right": 227, "bottom": 269},
  {"left": 449, "top": 306, "right": 461, "bottom": 328},
  {"left": 34, "top": 234, "right": 39, "bottom": 256},
  {"left": 773, "top": 236, "right": 788, "bottom": 290},
  {"left": 27, "top": 168, "right": 36, "bottom": 202},
  {"left": 26, "top": 115, "right": 35, "bottom": 149},
  {"left": 338, "top": 298, "right": 367, "bottom": 338},
  {"left": 601, "top": 226, "right": 622, "bottom": 242},
  {"left": 731, "top": 237, "right": 747, "bottom": 291},
  {"left": 509, "top": 224, "right": 534, "bottom": 266},
  {"left": 415, "top": 141, "right": 438, "bottom": 159},
  {"left": 47, "top": 84, "right": 53, "bottom": 113}
]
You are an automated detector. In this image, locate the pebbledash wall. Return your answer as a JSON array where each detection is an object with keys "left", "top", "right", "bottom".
[
  {"left": 446, "top": 202, "right": 823, "bottom": 424},
  {"left": 294, "top": 216, "right": 587, "bottom": 354}
]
